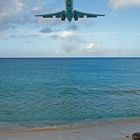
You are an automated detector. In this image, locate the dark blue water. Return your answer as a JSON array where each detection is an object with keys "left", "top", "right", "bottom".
[{"left": 0, "top": 58, "right": 140, "bottom": 130}]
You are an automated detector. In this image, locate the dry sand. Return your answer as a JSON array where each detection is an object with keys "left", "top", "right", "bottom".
[{"left": 0, "top": 118, "right": 140, "bottom": 140}]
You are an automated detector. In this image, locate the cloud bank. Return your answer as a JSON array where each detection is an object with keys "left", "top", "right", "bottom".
[
  {"left": 0, "top": 0, "right": 29, "bottom": 32},
  {"left": 0, "top": 0, "right": 57, "bottom": 33},
  {"left": 110, "top": 0, "right": 140, "bottom": 9}
]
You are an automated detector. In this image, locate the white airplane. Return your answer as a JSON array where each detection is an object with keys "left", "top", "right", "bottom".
[{"left": 35, "top": 0, "right": 105, "bottom": 22}]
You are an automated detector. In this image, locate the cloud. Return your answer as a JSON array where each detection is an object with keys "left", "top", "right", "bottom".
[
  {"left": 58, "top": 31, "right": 77, "bottom": 39},
  {"left": 110, "top": 0, "right": 140, "bottom": 9},
  {"left": 66, "top": 24, "right": 79, "bottom": 31},
  {"left": 80, "top": 43, "right": 101, "bottom": 55},
  {"left": 0, "top": 0, "right": 31, "bottom": 32},
  {"left": 61, "top": 45, "right": 76, "bottom": 53},
  {"left": 0, "top": 0, "right": 61, "bottom": 33},
  {"left": 14, "top": 0, "right": 25, "bottom": 12},
  {"left": 40, "top": 27, "right": 52, "bottom": 33},
  {"left": 86, "top": 43, "right": 97, "bottom": 49},
  {"left": 32, "top": 6, "right": 42, "bottom": 12},
  {"left": 58, "top": 42, "right": 102, "bottom": 56}
]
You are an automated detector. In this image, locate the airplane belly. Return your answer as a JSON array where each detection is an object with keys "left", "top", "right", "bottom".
[
  {"left": 66, "top": 11, "right": 73, "bottom": 21},
  {"left": 66, "top": 0, "right": 73, "bottom": 21}
]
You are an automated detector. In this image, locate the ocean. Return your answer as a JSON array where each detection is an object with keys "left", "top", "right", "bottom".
[{"left": 0, "top": 58, "right": 140, "bottom": 130}]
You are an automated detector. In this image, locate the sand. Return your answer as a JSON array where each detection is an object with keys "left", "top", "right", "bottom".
[{"left": 0, "top": 118, "right": 140, "bottom": 140}]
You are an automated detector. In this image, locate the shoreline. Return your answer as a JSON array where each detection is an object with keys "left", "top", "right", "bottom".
[{"left": 0, "top": 118, "right": 140, "bottom": 140}]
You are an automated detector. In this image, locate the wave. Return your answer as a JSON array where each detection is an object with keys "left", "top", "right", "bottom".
[{"left": 1, "top": 117, "right": 140, "bottom": 134}]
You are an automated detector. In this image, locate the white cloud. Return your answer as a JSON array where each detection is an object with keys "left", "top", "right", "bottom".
[
  {"left": 86, "top": 43, "right": 97, "bottom": 49},
  {"left": 15, "top": 0, "right": 25, "bottom": 12},
  {"left": 0, "top": 0, "right": 58, "bottom": 33},
  {"left": 58, "top": 31, "right": 77, "bottom": 38},
  {"left": 32, "top": 6, "right": 42, "bottom": 12},
  {"left": 81, "top": 43, "right": 101, "bottom": 55},
  {"left": 7, "top": 28, "right": 77, "bottom": 40},
  {"left": 0, "top": 0, "right": 28, "bottom": 32},
  {"left": 110, "top": 0, "right": 140, "bottom": 9}
]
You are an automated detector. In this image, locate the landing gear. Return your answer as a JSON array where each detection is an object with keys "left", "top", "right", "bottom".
[
  {"left": 74, "top": 16, "right": 78, "bottom": 21},
  {"left": 73, "top": 10, "right": 78, "bottom": 21},
  {"left": 61, "top": 15, "right": 66, "bottom": 21}
]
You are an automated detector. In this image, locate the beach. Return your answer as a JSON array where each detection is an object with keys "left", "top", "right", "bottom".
[{"left": 0, "top": 118, "right": 140, "bottom": 140}]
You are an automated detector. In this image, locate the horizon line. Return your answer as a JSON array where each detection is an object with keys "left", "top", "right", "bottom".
[{"left": 0, "top": 56, "right": 140, "bottom": 59}]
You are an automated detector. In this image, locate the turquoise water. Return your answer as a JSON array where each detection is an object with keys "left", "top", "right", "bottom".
[{"left": 0, "top": 58, "right": 140, "bottom": 130}]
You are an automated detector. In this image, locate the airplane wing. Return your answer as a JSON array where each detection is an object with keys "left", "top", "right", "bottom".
[
  {"left": 74, "top": 10, "right": 105, "bottom": 18},
  {"left": 35, "top": 10, "right": 65, "bottom": 18}
]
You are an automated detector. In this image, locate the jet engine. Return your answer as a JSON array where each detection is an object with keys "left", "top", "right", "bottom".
[
  {"left": 61, "top": 15, "right": 66, "bottom": 21},
  {"left": 73, "top": 10, "right": 78, "bottom": 21},
  {"left": 74, "top": 15, "right": 78, "bottom": 21}
]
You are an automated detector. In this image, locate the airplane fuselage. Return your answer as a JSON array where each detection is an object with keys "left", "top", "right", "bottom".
[{"left": 65, "top": 0, "right": 73, "bottom": 22}]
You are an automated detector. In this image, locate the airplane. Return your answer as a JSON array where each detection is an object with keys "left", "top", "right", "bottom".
[{"left": 35, "top": 0, "right": 105, "bottom": 22}]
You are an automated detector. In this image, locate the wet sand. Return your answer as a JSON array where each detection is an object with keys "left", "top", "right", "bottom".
[{"left": 0, "top": 118, "right": 140, "bottom": 140}]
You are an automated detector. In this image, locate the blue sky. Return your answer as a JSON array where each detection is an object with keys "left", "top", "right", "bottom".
[{"left": 0, "top": 0, "right": 140, "bottom": 57}]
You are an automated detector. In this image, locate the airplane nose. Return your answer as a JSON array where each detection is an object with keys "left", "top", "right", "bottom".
[{"left": 68, "top": 18, "right": 72, "bottom": 22}]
